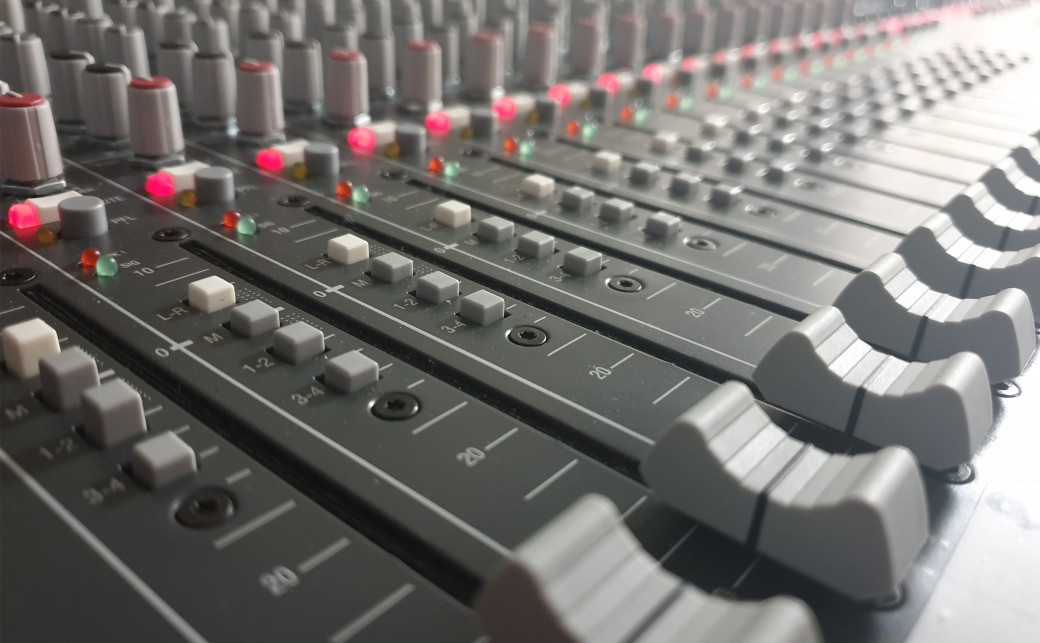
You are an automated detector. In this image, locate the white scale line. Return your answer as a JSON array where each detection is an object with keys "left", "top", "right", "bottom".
[
  {"left": 173, "top": 149, "right": 659, "bottom": 445},
  {"left": 722, "top": 241, "right": 748, "bottom": 258},
  {"left": 703, "top": 297, "right": 721, "bottom": 310},
  {"left": 484, "top": 427, "right": 518, "bottom": 451},
  {"left": 380, "top": 363, "right": 393, "bottom": 370},
  {"left": 732, "top": 556, "right": 761, "bottom": 590},
  {"left": 533, "top": 316, "right": 547, "bottom": 323},
  {"left": 546, "top": 332, "right": 586, "bottom": 357},
  {"left": 294, "top": 229, "right": 338, "bottom": 243},
  {"left": 405, "top": 197, "right": 438, "bottom": 210},
  {"left": 411, "top": 401, "right": 468, "bottom": 435},
  {"left": 744, "top": 315, "right": 774, "bottom": 337},
  {"left": 98, "top": 369, "right": 116, "bottom": 379},
  {"left": 143, "top": 405, "right": 164, "bottom": 416},
  {"left": 328, "top": 584, "right": 415, "bottom": 643},
  {"left": 171, "top": 424, "right": 191, "bottom": 435},
  {"left": 653, "top": 376, "right": 690, "bottom": 405},
  {"left": 0, "top": 449, "right": 209, "bottom": 643},
  {"left": 4, "top": 223, "right": 516, "bottom": 557},
  {"left": 0, "top": 305, "right": 26, "bottom": 315},
  {"left": 155, "top": 269, "right": 209, "bottom": 287},
  {"left": 198, "top": 446, "right": 220, "bottom": 460},
  {"left": 524, "top": 459, "right": 578, "bottom": 501},
  {"left": 155, "top": 257, "right": 189, "bottom": 269},
  {"left": 224, "top": 468, "right": 252, "bottom": 484},
  {"left": 406, "top": 379, "right": 425, "bottom": 389},
  {"left": 610, "top": 353, "right": 635, "bottom": 369},
  {"left": 645, "top": 282, "right": 675, "bottom": 301},
  {"left": 289, "top": 219, "right": 316, "bottom": 229},
  {"left": 213, "top": 500, "right": 296, "bottom": 550},
  {"left": 660, "top": 524, "right": 700, "bottom": 564},
  {"left": 619, "top": 495, "right": 648, "bottom": 522},
  {"left": 298, "top": 537, "right": 351, "bottom": 574},
  {"left": 812, "top": 269, "right": 835, "bottom": 286}
]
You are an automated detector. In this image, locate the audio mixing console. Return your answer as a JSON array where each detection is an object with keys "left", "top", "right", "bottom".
[{"left": 2, "top": 1, "right": 1039, "bottom": 642}]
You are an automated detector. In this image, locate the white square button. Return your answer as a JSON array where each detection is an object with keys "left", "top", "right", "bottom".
[
  {"left": 591, "top": 151, "right": 621, "bottom": 174},
  {"left": 434, "top": 200, "right": 472, "bottom": 228},
  {"left": 164, "top": 161, "right": 210, "bottom": 192},
  {"left": 328, "top": 234, "right": 370, "bottom": 265},
  {"left": 26, "top": 190, "right": 83, "bottom": 225},
  {"left": 651, "top": 131, "right": 680, "bottom": 154},
  {"left": 521, "top": 174, "right": 555, "bottom": 198},
  {"left": 1, "top": 318, "right": 61, "bottom": 379},
  {"left": 188, "top": 276, "right": 236, "bottom": 313}
]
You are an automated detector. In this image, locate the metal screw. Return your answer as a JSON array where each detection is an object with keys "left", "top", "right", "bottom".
[
  {"left": 371, "top": 392, "right": 421, "bottom": 420},
  {"left": 175, "top": 488, "right": 236, "bottom": 528},
  {"left": 508, "top": 325, "right": 548, "bottom": 347}
]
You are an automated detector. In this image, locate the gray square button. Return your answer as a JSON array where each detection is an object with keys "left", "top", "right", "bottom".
[
  {"left": 560, "top": 186, "right": 594, "bottom": 211},
  {"left": 669, "top": 173, "right": 700, "bottom": 197},
  {"left": 416, "top": 271, "right": 460, "bottom": 303},
  {"left": 82, "top": 380, "right": 147, "bottom": 447},
  {"left": 599, "top": 198, "right": 634, "bottom": 223},
  {"left": 629, "top": 161, "right": 659, "bottom": 185},
  {"left": 273, "top": 322, "right": 325, "bottom": 364},
  {"left": 644, "top": 212, "right": 681, "bottom": 238},
  {"left": 477, "top": 216, "right": 514, "bottom": 242},
  {"left": 370, "top": 253, "right": 414, "bottom": 283},
  {"left": 516, "top": 231, "right": 555, "bottom": 259},
  {"left": 230, "top": 300, "right": 280, "bottom": 337},
  {"left": 325, "top": 350, "right": 380, "bottom": 393},
  {"left": 460, "top": 290, "right": 506, "bottom": 326},
  {"left": 562, "top": 247, "right": 603, "bottom": 276},
  {"left": 39, "top": 347, "right": 100, "bottom": 410},
  {"left": 131, "top": 432, "right": 197, "bottom": 489}
]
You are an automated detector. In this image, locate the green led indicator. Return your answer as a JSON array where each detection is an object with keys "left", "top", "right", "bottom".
[
  {"left": 785, "top": 67, "right": 798, "bottom": 81},
  {"left": 718, "top": 86, "right": 732, "bottom": 101},
  {"left": 443, "top": 161, "right": 461, "bottom": 179},
  {"left": 679, "top": 95, "right": 695, "bottom": 111},
  {"left": 754, "top": 75, "right": 767, "bottom": 89},
  {"left": 581, "top": 121, "right": 597, "bottom": 141},
  {"left": 352, "top": 184, "right": 371, "bottom": 204},
  {"left": 811, "top": 61, "right": 824, "bottom": 75},
  {"left": 633, "top": 107, "right": 649, "bottom": 126},
  {"left": 236, "top": 215, "right": 258, "bottom": 235},
  {"left": 518, "top": 139, "right": 536, "bottom": 157},
  {"left": 95, "top": 255, "right": 119, "bottom": 278}
]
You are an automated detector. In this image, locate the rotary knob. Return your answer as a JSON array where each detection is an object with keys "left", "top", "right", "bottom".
[
  {"left": 236, "top": 59, "right": 285, "bottom": 141},
  {"left": 464, "top": 31, "right": 504, "bottom": 99},
  {"left": 128, "top": 76, "right": 185, "bottom": 165},
  {"left": 0, "top": 92, "right": 66, "bottom": 196},
  {"left": 400, "top": 40, "right": 442, "bottom": 113},
  {"left": 324, "top": 49, "right": 369, "bottom": 124}
]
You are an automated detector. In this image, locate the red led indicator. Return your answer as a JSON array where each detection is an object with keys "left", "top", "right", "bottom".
[
  {"left": 7, "top": 203, "right": 40, "bottom": 230},
  {"left": 255, "top": 148, "right": 285, "bottom": 172},
  {"left": 144, "top": 172, "right": 175, "bottom": 197},
  {"left": 425, "top": 111, "right": 452, "bottom": 135},
  {"left": 347, "top": 127, "right": 377, "bottom": 153},
  {"left": 81, "top": 248, "right": 101, "bottom": 269},
  {"left": 547, "top": 84, "right": 571, "bottom": 108},
  {"left": 428, "top": 156, "right": 446, "bottom": 174},
  {"left": 492, "top": 96, "right": 517, "bottom": 120},
  {"left": 222, "top": 210, "right": 241, "bottom": 228}
]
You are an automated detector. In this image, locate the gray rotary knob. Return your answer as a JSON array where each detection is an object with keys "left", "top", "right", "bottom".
[
  {"left": 611, "top": 12, "right": 645, "bottom": 70},
  {"left": 284, "top": 39, "right": 324, "bottom": 111},
  {"left": 324, "top": 49, "right": 368, "bottom": 124},
  {"left": 400, "top": 40, "right": 442, "bottom": 112},
  {"left": 157, "top": 40, "right": 198, "bottom": 110},
  {"left": 647, "top": 6, "right": 683, "bottom": 61},
  {"left": 0, "top": 92, "right": 65, "bottom": 195},
  {"left": 303, "top": 142, "right": 339, "bottom": 177},
  {"left": 236, "top": 59, "right": 284, "bottom": 140},
  {"left": 104, "top": 24, "right": 150, "bottom": 78},
  {"left": 0, "top": 32, "right": 51, "bottom": 98},
  {"left": 59, "top": 195, "right": 109, "bottom": 239},
  {"left": 244, "top": 30, "right": 284, "bottom": 70},
  {"left": 570, "top": 16, "right": 605, "bottom": 77},
  {"left": 241, "top": 1, "right": 270, "bottom": 36},
  {"left": 49, "top": 51, "right": 93, "bottom": 127},
  {"left": 464, "top": 30, "right": 504, "bottom": 99},
  {"left": 212, "top": 0, "right": 241, "bottom": 52},
  {"left": 272, "top": 9, "right": 303, "bottom": 41},
  {"left": 129, "top": 76, "right": 185, "bottom": 163},
  {"left": 74, "top": 15, "right": 112, "bottom": 60},
  {"left": 193, "top": 17, "right": 231, "bottom": 54},
  {"left": 192, "top": 51, "right": 236, "bottom": 127},
  {"left": 136, "top": 1, "right": 169, "bottom": 55},
  {"left": 82, "top": 63, "right": 132, "bottom": 142},
  {"left": 322, "top": 23, "right": 358, "bottom": 51},
  {"left": 305, "top": 0, "right": 332, "bottom": 40},
  {"left": 163, "top": 7, "right": 197, "bottom": 42},
  {"left": 359, "top": 0, "right": 394, "bottom": 99},
  {"left": 521, "top": 23, "right": 557, "bottom": 88}
]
